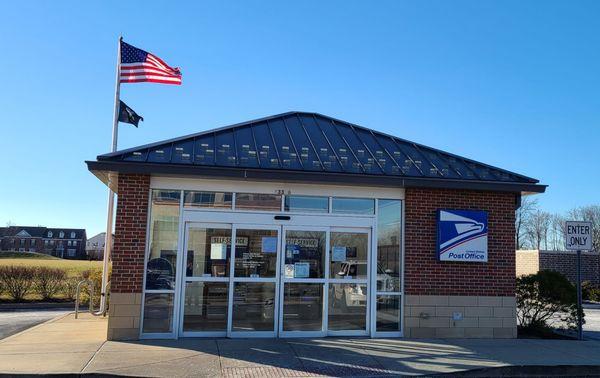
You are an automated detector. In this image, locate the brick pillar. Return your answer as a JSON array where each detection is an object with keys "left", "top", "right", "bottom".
[
  {"left": 403, "top": 188, "right": 518, "bottom": 338},
  {"left": 107, "top": 173, "right": 150, "bottom": 341}
]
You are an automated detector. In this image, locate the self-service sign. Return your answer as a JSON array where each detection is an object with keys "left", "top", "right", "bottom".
[{"left": 565, "top": 221, "right": 592, "bottom": 251}]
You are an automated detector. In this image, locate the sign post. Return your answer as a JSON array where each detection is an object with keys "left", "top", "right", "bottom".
[{"left": 565, "top": 220, "right": 593, "bottom": 340}]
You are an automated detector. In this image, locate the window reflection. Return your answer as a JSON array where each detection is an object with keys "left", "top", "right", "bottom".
[
  {"left": 284, "top": 195, "right": 328, "bottom": 213},
  {"left": 330, "top": 232, "right": 368, "bottom": 279},
  {"left": 146, "top": 190, "right": 180, "bottom": 291},
  {"left": 377, "top": 199, "right": 401, "bottom": 292},
  {"left": 232, "top": 282, "right": 276, "bottom": 331},
  {"left": 376, "top": 295, "right": 401, "bottom": 332},
  {"left": 235, "top": 193, "right": 282, "bottom": 211},
  {"left": 332, "top": 197, "right": 374, "bottom": 215},
  {"left": 284, "top": 231, "right": 325, "bottom": 279},
  {"left": 234, "top": 229, "right": 278, "bottom": 278},
  {"left": 143, "top": 293, "right": 174, "bottom": 333},
  {"left": 186, "top": 228, "right": 231, "bottom": 277},
  {"left": 184, "top": 191, "right": 232, "bottom": 209},
  {"left": 283, "top": 283, "right": 323, "bottom": 331},
  {"left": 183, "top": 282, "right": 228, "bottom": 332}
]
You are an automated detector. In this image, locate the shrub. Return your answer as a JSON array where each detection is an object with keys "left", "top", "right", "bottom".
[
  {"left": 582, "top": 281, "right": 600, "bottom": 302},
  {"left": 517, "top": 270, "right": 582, "bottom": 331},
  {"left": 79, "top": 269, "right": 104, "bottom": 308},
  {"left": 33, "top": 267, "right": 66, "bottom": 300},
  {"left": 62, "top": 277, "right": 80, "bottom": 301},
  {"left": 0, "top": 266, "right": 36, "bottom": 301}
]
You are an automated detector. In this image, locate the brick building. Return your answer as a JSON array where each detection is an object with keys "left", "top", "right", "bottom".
[
  {"left": 516, "top": 249, "right": 600, "bottom": 285},
  {"left": 86, "top": 112, "right": 546, "bottom": 340},
  {"left": 0, "top": 226, "right": 87, "bottom": 259}
]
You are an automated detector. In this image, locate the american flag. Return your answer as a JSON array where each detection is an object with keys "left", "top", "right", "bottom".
[{"left": 120, "top": 40, "right": 182, "bottom": 85}]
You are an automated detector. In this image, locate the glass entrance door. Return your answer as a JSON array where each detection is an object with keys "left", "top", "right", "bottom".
[
  {"left": 279, "top": 227, "right": 328, "bottom": 337},
  {"left": 229, "top": 226, "right": 280, "bottom": 337},
  {"left": 179, "top": 221, "right": 372, "bottom": 338},
  {"left": 328, "top": 229, "right": 370, "bottom": 336}
]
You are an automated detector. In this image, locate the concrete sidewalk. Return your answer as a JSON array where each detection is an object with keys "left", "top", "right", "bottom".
[{"left": 1, "top": 314, "right": 600, "bottom": 377}]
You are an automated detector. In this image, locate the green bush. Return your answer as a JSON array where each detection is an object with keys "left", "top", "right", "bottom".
[
  {"left": 0, "top": 266, "right": 36, "bottom": 301},
  {"left": 34, "top": 267, "right": 66, "bottom": 300},
  {"left": 517, "top": 270, "right": 582, "bottom": 332},
  {"left": 582, "top": 281, "right": 600, "bottom": 302}
]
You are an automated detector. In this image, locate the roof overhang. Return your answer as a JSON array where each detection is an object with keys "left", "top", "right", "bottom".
[{"left": 86, "top": 160, "right": 547, "bottom": 194}]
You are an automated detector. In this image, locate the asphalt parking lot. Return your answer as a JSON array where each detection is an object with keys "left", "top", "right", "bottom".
[{"left": 0, "top": 309, "right": 70, "bottom": 339}]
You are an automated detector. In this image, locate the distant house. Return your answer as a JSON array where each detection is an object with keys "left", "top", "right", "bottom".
[
  {"left": 0, "top": 226, "right": 87, "bottom": 259},
  {"left": 86, "top": 232, "right": 114, "bottom": 260}
]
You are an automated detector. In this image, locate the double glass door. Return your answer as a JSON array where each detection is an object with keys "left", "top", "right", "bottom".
[{"left": 179, "top": 222, "right": 370, "bottom": 337}]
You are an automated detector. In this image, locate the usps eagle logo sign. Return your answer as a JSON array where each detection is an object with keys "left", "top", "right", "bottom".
[{"left": 437, "top": 209, "right": 488, "bottom": 262}]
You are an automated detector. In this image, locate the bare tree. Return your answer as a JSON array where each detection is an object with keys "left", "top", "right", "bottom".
[
  {"left": 568, "top": 205, "right": 600, "bottom": 252},
  {"left": 526, "top": 210, "right": 552, "bottom": 250},
  {"left": 549, "top": 213, "right": 565, "bottom": 250},
  {"left": 516, "top": 196, "right": 539, "bottom": 249},
  {"left": 5, "top": 220, "right": 15, "bottom": 227}
]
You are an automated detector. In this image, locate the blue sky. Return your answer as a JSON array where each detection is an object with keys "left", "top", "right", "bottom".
[{"left": 0, "top": 1, "right": 598, "bottom": 236}]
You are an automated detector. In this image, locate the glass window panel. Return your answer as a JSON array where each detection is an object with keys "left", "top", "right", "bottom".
[
  {"left": 234, "top": 126, "right": 260, "bottom": 168},
  {"left": 284, "top": 230, "right": 326, "bottom": 279},
  {"left": 183, "top": 282, "right": 228, "bottom": 332},
  {"left": 328, "top": 283, "right": 367, "bottom": 331},
  {"left": 215, "top": 130, "right": 237, "bottom": 166},
  {"left": 298, "top": 115, "right": 342, "bottom": 172},
  {"left": 268, "top": 118, "right": 304, "bottom": 170},
  {"left": 330, "top": 232, "right": 368, "bottom": 279},
  {"left": 332, "top": 197, "right": 375, "bottom": 215},
  {"left": 184, "top": 191, "right": 232, "bottom": 209},
  {"left": 251, "top": 122, "right": 279, "bottom": 168},
  {"left": 283, "top": 283, "right": 323, "bottom": 331},
  {"left": 284, "top": 195, "right": 328, "bottom": 213},
  {"left": 186, "top": 228, "right": 231, "bottom": 278},
  {"left": 232, "top": 282, "right": 276, "bottom": 331},
  {"left": 194, "top": 135, "right": 215, "bottom": 165},
  {"left": 377, "top": 200, "right": 402, "bottom": 292},
  {"left": 234, "top": 229, "right": 278, "bottom": 278},
  {"left": 145, "top": 190, "right": 180, "bottom": 290},
  {"left": 142, "top": 293, "right": 174, "bottom": 333},
  {"left": 282, "top": 115, "right": 322, "bottom": 171},
  {"left": 376, "top": 295, "right": 401, "bottom": 332},
  {"left": 235, "top": 193, "right": 282, "bottom": 211}
]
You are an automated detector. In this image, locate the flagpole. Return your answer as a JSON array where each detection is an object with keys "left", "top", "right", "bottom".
[{"left": 98, "top": 36, "right": 122, "bottom": 315}]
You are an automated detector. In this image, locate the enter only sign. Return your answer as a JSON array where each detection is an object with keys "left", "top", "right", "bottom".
[{"left": 565, "top": 221, "right": 593, "bottom": 251}]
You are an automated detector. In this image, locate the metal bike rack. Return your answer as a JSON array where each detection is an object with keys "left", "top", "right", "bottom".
[{"left": 74, "top": 279, "right": 94, "bottom": 319}]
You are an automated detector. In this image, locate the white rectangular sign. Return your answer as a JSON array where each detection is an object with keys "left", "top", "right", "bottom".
[{"left": 565, "top": 221, "right": 592, "bottom": 251}]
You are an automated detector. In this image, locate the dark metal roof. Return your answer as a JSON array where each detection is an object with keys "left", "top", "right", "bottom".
[
  {"left": 88, "top": 111, "right": 546, "bottom": 193},
  {"left": 0, "top": 227, "right": 86, "bottom": 239}
]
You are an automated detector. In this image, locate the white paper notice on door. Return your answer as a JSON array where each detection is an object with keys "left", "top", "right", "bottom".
[
  {"left": 331, "top": 246, "right": 347, "bottom": 262},
  {"left": 210, "top": 243, "right": 227, "bottom": 260},
  {"left": 284, "top": 264, "right": 295, "bottom": 278}
]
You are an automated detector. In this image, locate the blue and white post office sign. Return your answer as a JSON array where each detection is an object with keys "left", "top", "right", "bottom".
[{"left": 437, "top": 209, "right": 488, "bottom": 262}]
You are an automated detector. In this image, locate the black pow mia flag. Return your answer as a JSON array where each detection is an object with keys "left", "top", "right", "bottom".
[{"left": 118, "top": 100, "right": 144, "bottom": 127}]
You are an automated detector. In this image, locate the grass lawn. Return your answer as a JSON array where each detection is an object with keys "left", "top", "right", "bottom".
[{"left": 0, "top": 251, "right": 103, "bottom": 278}]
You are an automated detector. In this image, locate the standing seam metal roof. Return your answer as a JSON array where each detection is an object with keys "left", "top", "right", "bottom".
[{"left": 96, "top": 111, "right": 540, "bottom": 186}]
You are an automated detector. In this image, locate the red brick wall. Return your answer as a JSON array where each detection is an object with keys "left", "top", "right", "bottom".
[
  {"left": 405, "top": 188, "right": 516, "bottom": 296},
  {"left": 111, "top": 174, "right": 150, "bottom": 293},
  {"left": 539, "top": 251, "right": 600, "bottom": 285}
]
